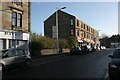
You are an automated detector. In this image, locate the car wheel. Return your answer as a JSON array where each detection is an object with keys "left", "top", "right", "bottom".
[{"left": 25, "top": 59, "right": 31, "bottom": 67}]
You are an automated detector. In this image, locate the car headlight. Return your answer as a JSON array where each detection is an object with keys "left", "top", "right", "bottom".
[{"left": 111, "top": 64, "right": 117, "bottom": 68}]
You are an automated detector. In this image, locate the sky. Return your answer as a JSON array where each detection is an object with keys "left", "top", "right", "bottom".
[{"left": 31, "top": 2, "right": 118, "bottom": 37}]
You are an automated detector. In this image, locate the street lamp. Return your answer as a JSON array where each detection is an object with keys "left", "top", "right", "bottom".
[{"left": 56, "top": 7, "right": 66, "bottom": 54}]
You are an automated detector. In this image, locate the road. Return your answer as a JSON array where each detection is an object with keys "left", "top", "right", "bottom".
[{"left": 2, "top": 49, "right": 114, "bottom": 79}]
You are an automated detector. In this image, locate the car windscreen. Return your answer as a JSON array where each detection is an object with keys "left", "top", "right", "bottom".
[{"left": 113, "top": 49, "right": 120, "bottom": 58}]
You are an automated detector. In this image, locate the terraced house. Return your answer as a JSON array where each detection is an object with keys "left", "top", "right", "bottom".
[
  {"left": 44, "top": 10, "right": 100, "bottom": 48},
  {"left": 0, "top": 0, "right": 31, "bottom": 51}
]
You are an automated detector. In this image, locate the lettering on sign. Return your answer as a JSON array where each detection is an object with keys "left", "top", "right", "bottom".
[{"left": 4, "top": 32, "right": 12, "bottom": 35}]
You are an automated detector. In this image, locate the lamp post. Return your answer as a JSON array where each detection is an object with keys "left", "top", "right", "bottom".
[{"left": 56, "top": 7, "right": 66, "bottom": 54}]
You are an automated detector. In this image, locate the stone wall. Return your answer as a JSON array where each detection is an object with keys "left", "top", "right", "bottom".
[{"left": 1, "top": 1, "right": 30, "bottom": 32}]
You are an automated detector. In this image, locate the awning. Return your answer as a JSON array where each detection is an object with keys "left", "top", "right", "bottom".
[
  {"left": 77, "top": 36, "right": 84, "bottom": 43},
  {"left": 90, "top": 39, "right": 95, "bottom": 44},
  {"left": 86, "top": 39, "right": 90, "bottom": 43}
]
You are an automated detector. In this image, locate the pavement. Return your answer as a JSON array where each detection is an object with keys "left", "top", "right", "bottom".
[
  {"left": 31, "top": 52, "right": 70, "bottom": 62},
  {"left": 31, "top": 49, "right": 107, "bottom": 62},
  {"left": 31, "top": 49, "right": 112, "bottom": 62}
]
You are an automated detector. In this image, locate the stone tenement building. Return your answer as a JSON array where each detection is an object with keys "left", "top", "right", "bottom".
[
  {"left": 0, "top": 0, "right": 31, "bottom": 51},
  {"left": 44, "top": 10, "right": 100, "bottom": 47}
]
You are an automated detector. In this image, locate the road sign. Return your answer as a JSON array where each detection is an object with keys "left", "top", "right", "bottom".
[{"left": 52, "top": 26, "right": 57, "bottom": 39}]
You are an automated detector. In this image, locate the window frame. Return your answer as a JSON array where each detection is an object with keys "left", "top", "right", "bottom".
[
  {"left": 12, "top": 12, "right": 17, "bottom": 27},
  {"left": 12, "top": 12, "right": 22, "bottom": 28},
  {"left": 70, "top": 19, "right": 73, "bottom": 26},
  {"left": 77, "top": 20, "right": 79, "bottom": 26},
  {"left": 17, "top": 13, "right": 22, "bottom": 28},
  {"left": 70, "top": 30, "right": 73, "bottom": 36},
  {"left": 84, "top": 24, "right": 86, "bottom": 29},
  {"left": 77, "top": 30, "right": 79, "bottom": 36}
]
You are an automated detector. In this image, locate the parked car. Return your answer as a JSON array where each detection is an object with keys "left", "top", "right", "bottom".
[
  {"left": 96, "top": 46, "right": 100, "bottom": 50},
  {"left": 70, "top": 47, "right": 82, "bottom": 55},
  {"left": 108, "top": 47, "right": 120, "bottom": 79},
  {"left": 0, "top": 48, "right": 31, "bottom": 71},
  {"left": 87, "top": 45, "right": 92, "bottom": 52},
  {"left": 102, "top": 46, "right": 106, "bottom": 50},
  {"left": 81, "top": 45, "right": 89, "bottom": 53},
  {"left": 91, "top": 46, "right": 96, "bottom": 52},
  {"left": 100, "top": 46, "right": 106, "bottom": 50}
]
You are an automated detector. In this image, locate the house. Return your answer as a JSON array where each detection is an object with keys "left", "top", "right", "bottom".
[
  {"left": 0, "top": 0, "right": 31, "bottom": 51},
  {"left": 44, "top": 10, "right": 100, "bottom": 47}
]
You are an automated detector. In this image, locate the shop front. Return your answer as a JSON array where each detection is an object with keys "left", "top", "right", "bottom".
[
  {"left": 77, "top": 36, "right": 84, "bottom": 47},
  {"left": 0, "top": 30, "right": 30, "bottom": 51}
]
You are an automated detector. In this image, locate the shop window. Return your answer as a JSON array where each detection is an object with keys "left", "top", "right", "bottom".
[
  {"left": 12, "top": 40, "right": 15, "bottom": 47},
  {"left": 17, "top": 41, "right": 19, "bottom": 45},
  {"left": 9, "top": 40, "right": 12, "bottom": 48},
  {"left": 3, "top": 39, "right": 6, "bottom": 49}
]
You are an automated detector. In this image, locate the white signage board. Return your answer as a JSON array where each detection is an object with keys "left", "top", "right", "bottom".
[
  {"left": 0, "top": 31, "right": 29, "bottom": 40},
  {"left": 52, "top": 26, "right": 57, "bottom": 39},
  {"left": 23, "top": 33, "right": 29, "bottom": 40},
  {"left": 0, "top": 31, "right": 12, "bottom": 39}
]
